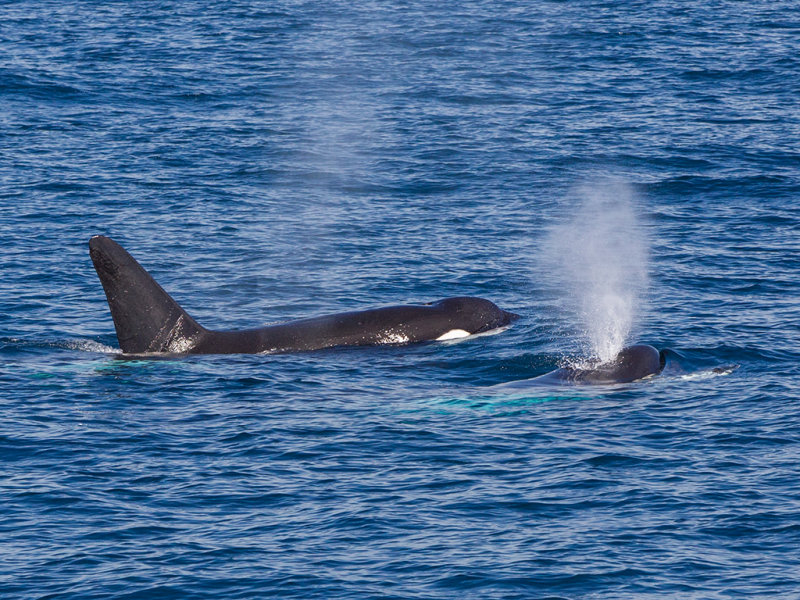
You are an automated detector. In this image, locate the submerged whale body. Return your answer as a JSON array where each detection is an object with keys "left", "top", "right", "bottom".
[
  {"left": 536, "top": 344, "right": 664, "bottom": 384},
  {"left": 89, "top": 236, "right": 519, "bottom": 355}
]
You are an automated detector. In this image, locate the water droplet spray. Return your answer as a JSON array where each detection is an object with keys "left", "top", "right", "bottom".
[{"left": 544, "top": 180, "right": 649, "bottom": 364}]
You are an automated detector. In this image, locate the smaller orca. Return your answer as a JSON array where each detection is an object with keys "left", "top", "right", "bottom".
[
  {"left": 500, "top": 344, "right": 665, "bottom": 389},
  {"left": 536, "top": 344, "right": 664, "bottom": 384},
  {"left": 89, "top": 236, "right": 519, "bottom": 355}
]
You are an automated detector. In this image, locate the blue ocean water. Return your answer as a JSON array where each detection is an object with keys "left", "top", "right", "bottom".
[{"left": 1, "top": 1, "right": 799, "bottom": 598}]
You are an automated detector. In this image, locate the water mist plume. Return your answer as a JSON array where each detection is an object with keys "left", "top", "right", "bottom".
[{"left": 545, "top": 181, "right": 649, "bottom": 364}]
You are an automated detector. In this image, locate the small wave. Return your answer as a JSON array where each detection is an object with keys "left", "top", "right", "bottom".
[
  {"left": 0, "top": 337, "right": 118, "bottom": 354},
  {"left": 59, "top": 339, "right": 118, "bottom": 354},
  {"left": 0, "top": 69, "right": 86, "bottom": 99},
  {"left": 677, "top": 365, "right": 739, "bottom": 381},
  {"left": 419, "top": 392, "right": 581, "bottom": 414}
]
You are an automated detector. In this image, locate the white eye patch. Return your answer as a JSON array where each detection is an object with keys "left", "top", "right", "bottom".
[{"left": 436, "top": 329, "right": 471, "bottom": 341}]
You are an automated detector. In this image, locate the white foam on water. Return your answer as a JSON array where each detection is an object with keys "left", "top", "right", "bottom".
[
  {"left": 678, "top": 366, "right": 739, "bottom": 381},
  {"left": 544, "top": 180, "right": 650, "bottom": 363},
  {"left": 62, "top": 339, "right": 118, "bottom": 354}
]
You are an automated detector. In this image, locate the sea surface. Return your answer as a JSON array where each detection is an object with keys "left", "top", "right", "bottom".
[{"left": 1, "top": 1, "right": 799, "bottom": 598}]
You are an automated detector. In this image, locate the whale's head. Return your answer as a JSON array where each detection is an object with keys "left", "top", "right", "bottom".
[
  {"left": 433, "top": 297, "right": 520, "bottom": 334},
  {"left": 607, "top": 344, "right": 663, "bottom": 380},
  {"left": 568, "top": 344, "right": 664, "bottom": 384}
]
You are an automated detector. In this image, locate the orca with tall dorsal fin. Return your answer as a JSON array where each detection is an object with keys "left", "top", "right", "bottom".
[{"left": 89, "top": 236, "right": 519, "bottom": 355}]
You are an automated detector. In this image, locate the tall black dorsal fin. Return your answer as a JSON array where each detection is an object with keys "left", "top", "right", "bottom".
[{"left": 89, "top": 236, "right": 206, "bottom": 354}]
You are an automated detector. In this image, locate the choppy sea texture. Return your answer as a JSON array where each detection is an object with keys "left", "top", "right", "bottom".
[{"left": 1, "top": 1, "right": 799, "bottom": 599}]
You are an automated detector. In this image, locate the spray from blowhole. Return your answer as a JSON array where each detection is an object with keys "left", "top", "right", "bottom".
[{"left": 543, "top": 180, "right": 650, "bottom": 366}]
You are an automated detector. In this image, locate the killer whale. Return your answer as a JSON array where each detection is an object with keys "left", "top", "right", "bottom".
[
  {"left": 536, "top": 344, "right": 664, "bottom": 384},
  {"left": 89, "top": 236, "right": 519, "bottom": 355},
  {"left": 499, "top": 344, "right": 665, "bottom": 389}
]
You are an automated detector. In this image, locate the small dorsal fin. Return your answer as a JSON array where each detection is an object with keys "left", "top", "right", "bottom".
[{"left": 89, "top": 236, "right": 206, "bottom": 354}]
